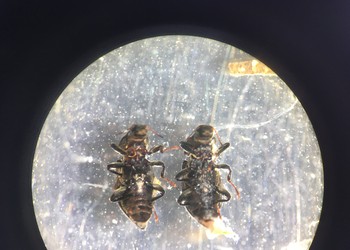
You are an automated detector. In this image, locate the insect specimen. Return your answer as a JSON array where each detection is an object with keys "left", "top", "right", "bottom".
[
  {"left": 107, "top": 124, "right": 174, "bottom": 229},
  {"left": 175, "top": 125, "right": 240, "bottom": 232}
]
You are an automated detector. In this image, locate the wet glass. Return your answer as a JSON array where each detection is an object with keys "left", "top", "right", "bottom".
[{"left": 32, "top": 36, "right": 323, "bottom": 249}]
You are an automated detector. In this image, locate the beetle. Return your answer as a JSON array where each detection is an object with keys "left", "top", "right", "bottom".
[
  {"left": 107, "top": 124, "right": 173, "bottom": 229},
  {"left": 175, "top": 125, "right": 240, "bottom": 232}
]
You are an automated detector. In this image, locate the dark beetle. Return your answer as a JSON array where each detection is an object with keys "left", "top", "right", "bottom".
[
  {"left": 107, "top": 124, "right": 172, "bottom": 229},
  {"left": 175, "top": 125, "right": 239, "bottom": 231}
]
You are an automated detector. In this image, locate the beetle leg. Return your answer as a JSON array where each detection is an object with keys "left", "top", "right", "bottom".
[
  {"left": 111, "top": 143, "right": 127, "bottom": 155},
  {"left": 148, "top": 160, "right": 166, "bottom": 176},
  {"left": 107, "top": 162, "right": 126, "bottom": 176},
  {"left": 215, "top": 186, "right": 231, "bottom": 203},
  {"left": 175, "top": 161, "right": 191, "bottom": 181},
  {"left": 182, "top": 160, "right": 189, "bottom": 170},
  {"left": 177, "top": 188, "right": 193, "bottom": 206},
  {"left": 110, "top": 185, "right": 128, "bottom": 202},
  {"left": 175, "top": 161, "right": 193, "bottom": 191},
  {"left": 149, "top": 145, "right": 181, "bottom": 154},
  {"left": 214, "top": 163, "right": 240, "bottom": 199},
  {"left": 148, "top": 145, "right": 164, "bottom": 154},
  {"left": 180, "top": 141, "right": 197, "bottom": 156},
  {"left": 216, "top": 142, "right": 230, "bottom": 156},
  {"left": 149, "top": 183, "right": 165, "bottom": 201},
  {"left": 149, "top": 160, "right": 176, "bottom": 187},
  {"left": 214, "top": 163, "right": 232, "bottom": 177}
]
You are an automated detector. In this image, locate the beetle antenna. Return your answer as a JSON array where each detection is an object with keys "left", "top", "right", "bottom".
[
  {"left": 153, "top": 208, "right": 159, "bottom": 223},
  {"left": 228, "top": 179, "right": 240, "bottom": 199},
  {"left": 213, "top": 127, "right": 223, "bottom": 146},
  {"left": 146, "top": 125, "right": 164, "bottom": 139}
]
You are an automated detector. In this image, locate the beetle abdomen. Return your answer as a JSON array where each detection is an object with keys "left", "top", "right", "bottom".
[
  {"left": 118, "top": 177, "right": 155, "bottom": 229},
  {"left": 183, "top": 186, "right": 221, "bottom": 221},
  {"left": 119, "top": 195, "right": 153, "bottom": 229},
  {"left": 187, "top": 204, "right": 220, "bottom": 222}
]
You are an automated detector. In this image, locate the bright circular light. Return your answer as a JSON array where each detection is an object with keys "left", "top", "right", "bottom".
[{"left": 32, "top": 36, "right": 323, "bottom": 249}]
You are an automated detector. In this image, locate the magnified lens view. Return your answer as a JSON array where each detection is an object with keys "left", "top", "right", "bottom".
[{"left": 32, "top": 36, "right": 323, "bottom": 249}]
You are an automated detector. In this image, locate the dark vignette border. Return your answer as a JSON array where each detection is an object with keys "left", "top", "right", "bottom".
[{"left": 1, "top": 1, "right": 349, "bottom": 249}]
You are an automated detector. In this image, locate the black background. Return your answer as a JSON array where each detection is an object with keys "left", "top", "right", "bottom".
[{"left": 1, "top": 1, "right": 350, "bottom": 249}]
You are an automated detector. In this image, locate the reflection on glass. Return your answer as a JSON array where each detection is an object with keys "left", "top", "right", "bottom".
[{"left": 32, "top": 36, "right": 323, "bottom": 249}]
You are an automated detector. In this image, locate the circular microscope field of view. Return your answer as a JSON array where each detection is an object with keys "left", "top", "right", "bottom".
[{"left": 32, "top": 36, "right": 323, "bottom": 250}]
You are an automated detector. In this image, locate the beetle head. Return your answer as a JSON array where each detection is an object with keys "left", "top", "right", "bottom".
[
  {"left": 128, "top": 124, "right": 149, "bottom": 140},
  {"left": 192, "top": 125, "right": 215, "bottom": 144}
]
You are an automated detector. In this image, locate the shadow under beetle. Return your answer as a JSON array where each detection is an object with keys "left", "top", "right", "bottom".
[
  {"left": 175, "top": 125, "right": 240, "bottom": 231},
  {"left": 107, "top": 124, "right": 174, "bottom": 229}
]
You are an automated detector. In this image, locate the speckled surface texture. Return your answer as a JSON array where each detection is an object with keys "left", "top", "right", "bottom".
[{"left": 32, "top": 36, "right": 323, "bottom": 250}]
